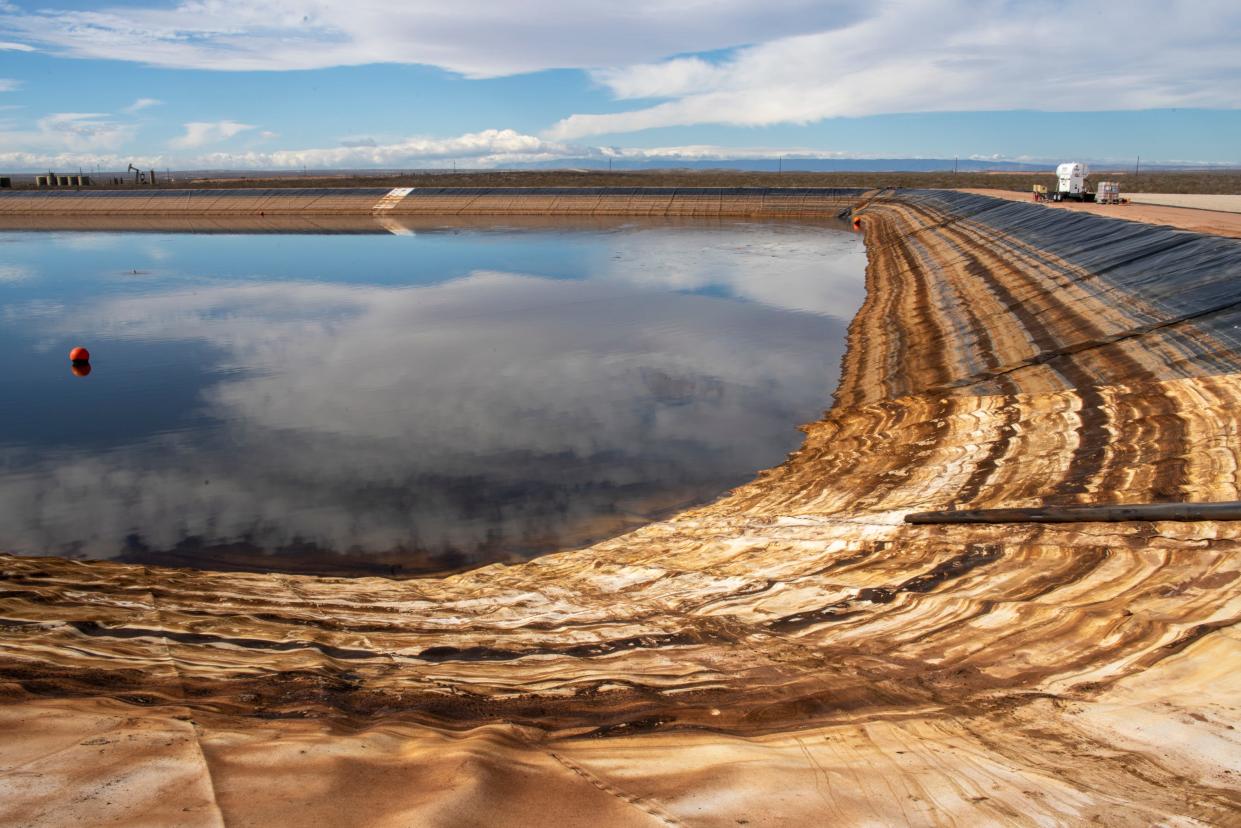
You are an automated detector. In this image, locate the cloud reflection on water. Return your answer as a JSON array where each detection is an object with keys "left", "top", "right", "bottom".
[{"left": 0, "top": 224, "right": 864, "bottom": 573}]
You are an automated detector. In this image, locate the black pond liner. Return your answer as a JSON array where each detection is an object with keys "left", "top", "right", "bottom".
[{"left": 888, "top": 189, "right": 1241, "bottom": 380}]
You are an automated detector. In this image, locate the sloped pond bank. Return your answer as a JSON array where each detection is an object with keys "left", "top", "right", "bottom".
[{"left": 1, "top": 189, "right": 1239, "bottom": 826}]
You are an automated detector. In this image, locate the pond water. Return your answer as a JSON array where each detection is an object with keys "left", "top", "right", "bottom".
[{"left": 0, "top": 218, "right": 866, "bottom": 575}]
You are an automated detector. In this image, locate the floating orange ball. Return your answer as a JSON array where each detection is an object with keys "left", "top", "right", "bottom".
[
  {"left": 71, "top": 362, "right": 92, "bottom": 377},
  {"left": 852, "top": 217, "right": 862, "bottom": 229},
  {"left": 69, "top": 346, "right": 90, "bottom": 363}
]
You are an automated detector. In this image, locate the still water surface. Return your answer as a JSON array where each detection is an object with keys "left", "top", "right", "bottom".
[{"left": 0, "top": 219, "right": 865, "bottom": 575}]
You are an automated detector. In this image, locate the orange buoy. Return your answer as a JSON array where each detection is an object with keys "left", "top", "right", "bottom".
[
  {"left": 69, "top": 346, "right": 90, "bottom": 363},
  {"left": 852, "top": 217, "right": 862, "bottom": 230},
  {"left": 71, "top": 362, "right": 92, "bottom": 377}
]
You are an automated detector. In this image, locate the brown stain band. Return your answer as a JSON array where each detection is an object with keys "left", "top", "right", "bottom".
[{"left": 1, "top": 189, "right": 1240, "bottom": 825}]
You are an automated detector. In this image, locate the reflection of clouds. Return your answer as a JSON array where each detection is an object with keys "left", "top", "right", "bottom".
[
  {"left": 143, "top": 244, "right": 173, "bottom": 262},
  {"left": 0, "top": 264, "right": 32, "bottom": 282},
  {"left": 1, "top": 226, "right": 864, "bottom": 566},
  {"left": 1, "top": 299, "right": 61, "bottom": 321},
  {"left": 52, "top": 233, "right": 124, "bottom": 251},
  {"left": 596, "top": 224, "right": 867, "bottom": 317}
]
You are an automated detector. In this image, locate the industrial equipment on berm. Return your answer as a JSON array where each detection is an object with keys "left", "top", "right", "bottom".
[
  {"left": 1032, "top": 162, "right": 1125, "bottom": 204},
  {"left": 1050, "top": 162, "right": 1094, "bottom": 202}
]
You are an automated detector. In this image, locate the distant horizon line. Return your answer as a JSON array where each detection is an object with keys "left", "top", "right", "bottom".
[{"left": 4, "top": 160, "right": 1239, "bottom": 177}]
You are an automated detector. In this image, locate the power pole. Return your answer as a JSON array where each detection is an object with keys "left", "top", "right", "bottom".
[
  {"left": 954, "top": 156, "right": 958, "bottom": 174},
  {"left": 778, "top": 156, "right": 782, "bottom": 174}
]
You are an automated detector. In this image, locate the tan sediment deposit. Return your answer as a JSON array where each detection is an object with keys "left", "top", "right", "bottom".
[{"left": 2, "top": 189, "right": 1240, "bottom": 826}]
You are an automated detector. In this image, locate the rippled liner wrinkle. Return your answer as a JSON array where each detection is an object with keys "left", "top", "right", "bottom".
[{"left": 1, "top": 189, "right": 1240, "bottom": 826}]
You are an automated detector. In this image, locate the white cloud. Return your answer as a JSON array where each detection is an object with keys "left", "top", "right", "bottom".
[
  {"left": 194, "top": 128, "right": 563, "bottom": 168},
  {"left": 0, "top": 78, "right": 19, "bottom": 91},
  {"left": 0, "top": 151, "right": 163, "bottom": 169},
  {"left": 0, "top": 119, "right": 864, "bottom": 170},
  {"left": 0, "top": 151, "right": 156, "bottom": 168},
  {"left": 35, "top": 112, "right": 136, "bottom": 149},
  {"left": 0, "top": 40, "right": 33, "bottom": 51},
  {"left": 0, "top": 131, "right": 858, "bottom": 170},
  {"left": 0, "top": 125, "right": 1057, "bottom": 171},
  {"left": 0, "top": 0, "right": 863, "bottom": 76},
  {"left": 0, "top": 112, "right": 138, "bottom": 164},
  {"left": 550, "top": 0, "right": 1241, "bottom": 138},
  {"left": 169, "top": 120, "right": 254, "bottom": 148},
  {"left": 602, "top": 145, "right": 848, "bottom": 162},
  {"left": 0, "top": 0, "right": 1235, "bottom": 152},
  {"left": 123, "top": 97, "right": 162, "bottom": 113},
  {"left": 187, "top": 129, "right": 872, "bottom": 169}
]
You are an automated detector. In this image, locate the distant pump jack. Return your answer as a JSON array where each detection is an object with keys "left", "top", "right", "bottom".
[{"left": 127, "top": 163, "right": 156, "bottom": 185}]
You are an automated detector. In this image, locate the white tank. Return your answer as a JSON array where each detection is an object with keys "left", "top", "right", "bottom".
[{"left": 1056, "top": 162, "right": 1089, "bottom": 194}]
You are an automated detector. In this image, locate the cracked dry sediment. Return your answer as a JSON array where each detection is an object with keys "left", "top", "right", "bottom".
[{"left": 2, "top": 190, "right": 1241, "bottom": 826}]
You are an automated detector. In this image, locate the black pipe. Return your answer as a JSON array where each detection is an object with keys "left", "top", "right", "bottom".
[{"left": 905, "top": 501, "right": 1241, "bottom": 524}]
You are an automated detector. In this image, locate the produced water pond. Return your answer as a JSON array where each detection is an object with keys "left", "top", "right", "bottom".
[{"left": 0, "top": 218, "right": 866, "bottom": 575}]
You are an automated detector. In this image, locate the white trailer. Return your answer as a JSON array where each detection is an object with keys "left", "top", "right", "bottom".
[{"left": 1051, "top": 162, "right": 1095, "bottom": 202}]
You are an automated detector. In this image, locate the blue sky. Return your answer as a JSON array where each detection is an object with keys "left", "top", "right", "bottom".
[{"left": 0, "top": 0, "right": 1238, "bottom": 170}]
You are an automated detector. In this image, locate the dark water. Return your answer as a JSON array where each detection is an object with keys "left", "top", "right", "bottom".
[{"left": 0, "top": 219, "right": 865, "bottom": 575}]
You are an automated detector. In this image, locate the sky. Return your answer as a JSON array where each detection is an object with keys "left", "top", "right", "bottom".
[{"left": 0, "top": 0, "right": 1238, "bottom": 171}]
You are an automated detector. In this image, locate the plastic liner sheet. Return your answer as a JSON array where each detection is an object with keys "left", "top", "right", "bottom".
[{"left": 888, "top": 189, "right": 1241, "bottom": 377}]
